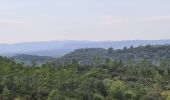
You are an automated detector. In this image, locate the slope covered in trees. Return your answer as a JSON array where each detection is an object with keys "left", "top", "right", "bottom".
[
  {"left": 57, "top": 45, "right": 170, "bottom": 65},
  {"left": 12, "top": 54, "right": 56, "bottom": 65},
  {"left": 0, "top": 45, "right": 170, "bottom": 99}
]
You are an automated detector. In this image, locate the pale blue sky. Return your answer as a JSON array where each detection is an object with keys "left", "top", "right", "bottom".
[{"left": 0, "top": 0, "right": 170, "bottom": 43}]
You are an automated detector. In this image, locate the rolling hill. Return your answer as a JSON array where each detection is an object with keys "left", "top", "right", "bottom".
[
  {"left": 1, "top": 40, "right": 170, "bottom": 57},
  {"left": 56, "top": 45, "right": 170, "bottom": 65}
]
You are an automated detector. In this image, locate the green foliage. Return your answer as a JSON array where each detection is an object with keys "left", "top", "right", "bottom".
[
  {"left": 161, "top": 91, "right": 170, "bottom": 100},
  {"left": 108, "top": 47, "right": 114, "bottom": 54},
  {"left": 93, "top": 93, "right": 105, "bottom": 100},
  {"left": 108, "top": 80, "right": 126, "bottom": 99},
  {"left": 57, "top": 45, "right": 170, "bottom": 65},
  {"left": 14, "top": 97, "right": 22, "bottom": 100},
  {"left": 2, "top": 87, "right": 10, "bottom": 100},
  {"left": 47, "top": 89, "right": 60, "bottom": 100},
  {"left": 12, "top": 54, "right": 56, "bottom": 65},
  {"left": 154, "top": 71, "right": 163, "bottom": 82},
  {"left": 124, "top": 90, "right": 136, "bottom": 99},
  {"left": 0, "top": 45, "right": 170, "bottom": 100}
]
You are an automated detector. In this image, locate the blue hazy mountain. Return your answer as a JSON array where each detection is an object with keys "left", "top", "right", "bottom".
[{"left": 0, "top": 40, "right": 170, "bottom": 57}]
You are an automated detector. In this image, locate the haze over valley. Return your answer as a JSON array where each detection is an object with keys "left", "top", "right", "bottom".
[
  {"left": 1, "top": 0, "right": 170, "bottom": 100},
  {"left": 1, "top": 39, "right": 170, "bottom": 57}
]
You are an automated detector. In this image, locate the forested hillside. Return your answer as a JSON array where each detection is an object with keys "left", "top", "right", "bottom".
[
  {"left": 0, "top": 45, "right": 170, "bottom": 99},
  {"left": 58, "top": 45, "right": 170, "bottom": 65},
  {"left": 12, "top": 54, "right": 56, "bottom": 65}
]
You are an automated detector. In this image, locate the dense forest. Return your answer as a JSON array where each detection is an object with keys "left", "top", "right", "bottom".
[
  {"left": 1, "top": 45, "right": 170, "bottom": 100},
  {"left": 57, "top": 45, "right": 170, "bottom": 65},
  {"left": 12, "top": 54, "right": 56, "bottom": 65}
]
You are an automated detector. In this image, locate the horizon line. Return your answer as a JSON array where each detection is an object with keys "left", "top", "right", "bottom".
[{"left": 1, "top": 39, "right": 170, "bottom": 45}]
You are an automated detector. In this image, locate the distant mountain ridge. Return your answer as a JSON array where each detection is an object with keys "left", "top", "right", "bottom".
[{"left": 0, "top": 39, "right": 170, "bottom": 57}]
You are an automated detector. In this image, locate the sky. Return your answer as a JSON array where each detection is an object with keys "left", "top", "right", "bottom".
[{"left": 0, "top": 0, "right": 170, "bottom": 44}]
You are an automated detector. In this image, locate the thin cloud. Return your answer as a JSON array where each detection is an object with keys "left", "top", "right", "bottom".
[
  {"left": 0, "top": 19, "right": 24, "bottom": 25},
  {"left": 151, "top": 16, "right": 170, "bottom": 21},
  {"left": 102, "top": 15, "right": 170, "bottom": 25},
  {"left": 102, "top": 16, "right": 124, "bottom": 24}
]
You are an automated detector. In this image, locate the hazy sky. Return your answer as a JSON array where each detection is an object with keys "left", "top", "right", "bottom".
[{"left": 0, "top": 0, "right": 170, "bottom": 43}]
